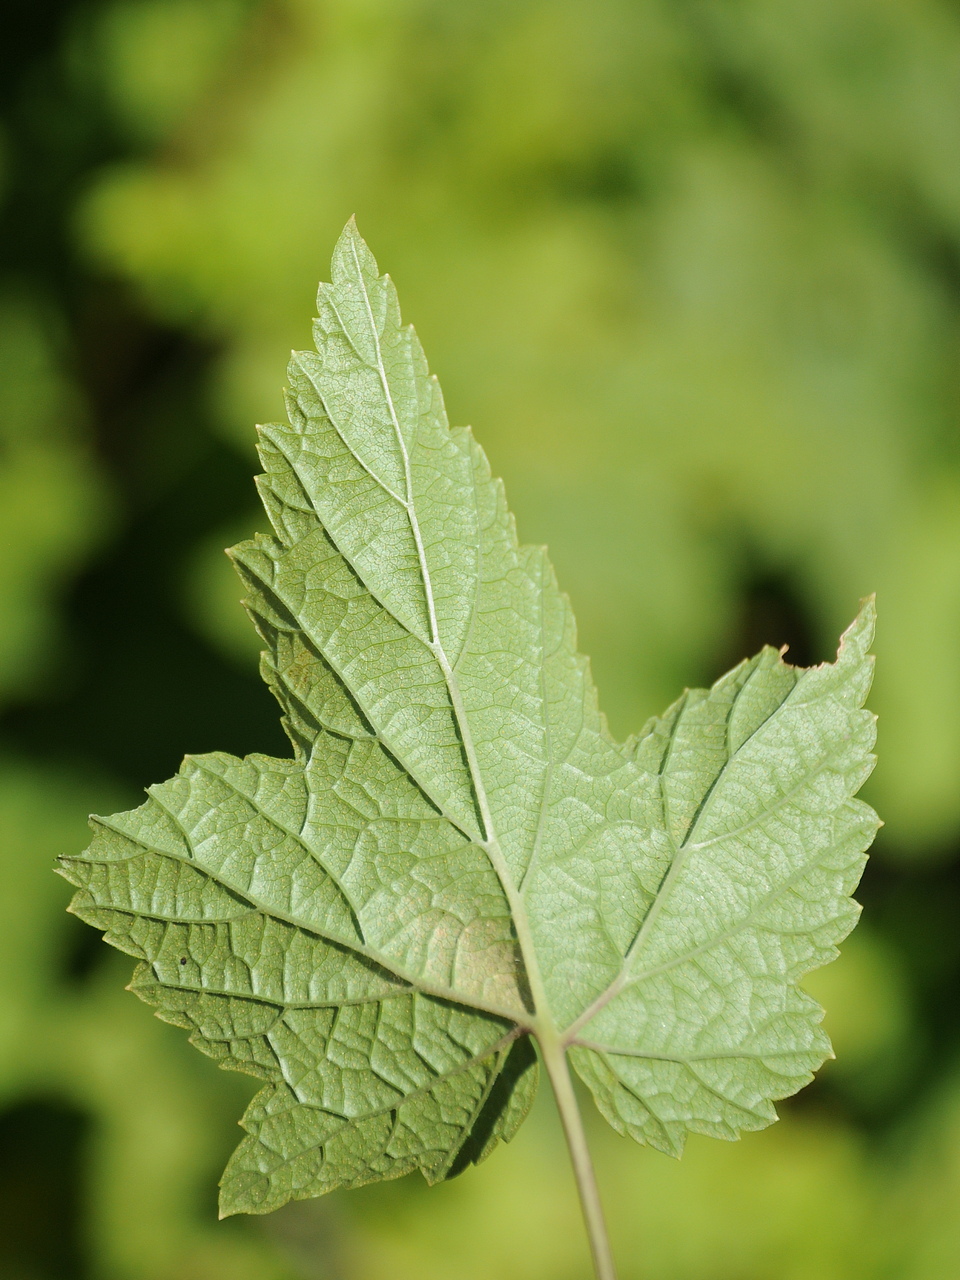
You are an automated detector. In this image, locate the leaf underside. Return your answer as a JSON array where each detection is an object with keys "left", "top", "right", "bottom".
[{"left": 59, "top": 221, "right": 878, "bottom": 1217}]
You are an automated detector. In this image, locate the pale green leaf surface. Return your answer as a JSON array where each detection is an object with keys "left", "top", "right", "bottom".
[{"left": 60, "top": 222, "right": 877, "bottom": 1217}]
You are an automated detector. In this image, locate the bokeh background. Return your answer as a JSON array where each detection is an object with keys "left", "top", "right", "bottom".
[{"left": 4, "top": 1, "right": 960, "bottom": 1276}]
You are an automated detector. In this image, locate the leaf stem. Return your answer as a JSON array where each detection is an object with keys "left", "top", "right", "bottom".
[{"left": 539, "top": 1028, "right": 618, "bottom": 1280}]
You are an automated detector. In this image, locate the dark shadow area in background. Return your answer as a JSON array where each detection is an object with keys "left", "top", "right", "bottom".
[
  {"left": 716, "top": 564, "right": 817, "bottom": 672},
  {"left": 0, "top": 281, "right": 289, "bottom": 786},
  {"left": 854, "top": 851, "right": 960, "bottom": 1122},
  {"left": 60, "top": 907, "right": 114, "bottom": 985},
  {"left": 0, "top": 325, "right": 289, "bottom": 788},
  {"left": 0, "top": 1100, "right": 90, "bottom": 1280}
]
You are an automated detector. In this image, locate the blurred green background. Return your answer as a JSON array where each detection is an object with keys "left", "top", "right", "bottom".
[{"left": 4, "top": 0, "right": 960, "bottom": 1276}]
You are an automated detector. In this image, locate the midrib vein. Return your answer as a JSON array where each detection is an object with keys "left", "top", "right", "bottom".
[
  {"left": 243, "top": 544, "right": 483, "bottom": 847},
  {"left": 350, "top": 240, "right": 551, "bottom": 1029}
]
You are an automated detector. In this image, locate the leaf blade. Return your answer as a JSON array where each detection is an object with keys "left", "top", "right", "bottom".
[{"left": 59, "top": 224, "right": 878, "bottom": 1219}]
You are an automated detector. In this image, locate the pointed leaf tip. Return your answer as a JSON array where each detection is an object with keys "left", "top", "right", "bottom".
[{"left": 835, "top": 596, "right": 877, "bottom": 668}]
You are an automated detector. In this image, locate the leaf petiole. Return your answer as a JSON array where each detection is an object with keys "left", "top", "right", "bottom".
[{"left": 539, "top": 1027, "right": 618, "bottom": 1280}]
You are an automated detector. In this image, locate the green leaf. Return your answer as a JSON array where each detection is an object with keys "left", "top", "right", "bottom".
[{"left": 59, "top": 221, "right": 878, "bottom": 1220}]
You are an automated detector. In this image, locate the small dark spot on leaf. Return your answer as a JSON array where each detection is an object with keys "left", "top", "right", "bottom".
[{"left": 179, "top": 957, "right": 187, "bottom": 965}]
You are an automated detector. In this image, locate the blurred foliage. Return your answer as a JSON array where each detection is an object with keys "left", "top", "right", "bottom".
[{"left": 5, "top": 0, "right": 960, "bottom": 1276}]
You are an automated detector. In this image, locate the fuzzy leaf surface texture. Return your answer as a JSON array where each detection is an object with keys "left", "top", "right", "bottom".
[{"left": 59, "top": 222, "right": 879, "bottom": 1216}]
